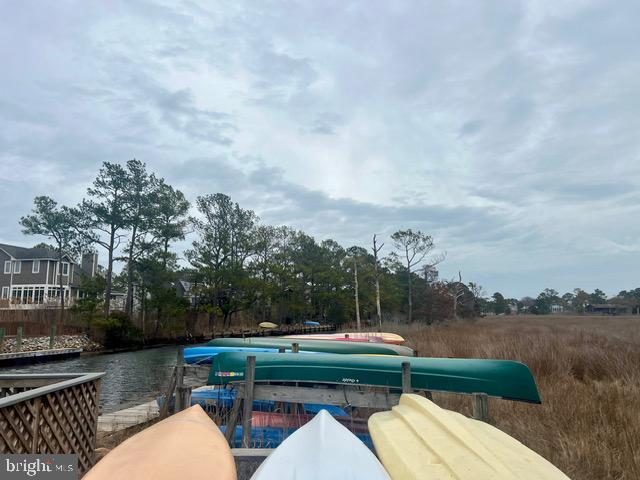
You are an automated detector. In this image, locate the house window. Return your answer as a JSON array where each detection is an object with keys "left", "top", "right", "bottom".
[
  {"left": 1, "top": 287, "right": 8, "bottom": 299},
  {"left": 32, "top": 260, "right": 40, "bottom": 274},
  {"left": 61, "top": 262, "right": 69, "bottom": 276},
  {"left": 4, "top": 261, "right": 10, "bottom": 274},
  {"left": 13, "top": 261, "right": 21, "bottom": 274}
]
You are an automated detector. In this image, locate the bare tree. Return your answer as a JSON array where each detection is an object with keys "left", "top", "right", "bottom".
[
  {"left": 448, "top": 271, "right": 466, "bottom": 319},
  {"left": 371, "top": 234, "right": 383, "bottom": 330},
  {"left": 391, "top": 229, "right": 443, "bottom": 323},
  {"left": 353, "top": 257, "right": 361, "bottom": 331}
]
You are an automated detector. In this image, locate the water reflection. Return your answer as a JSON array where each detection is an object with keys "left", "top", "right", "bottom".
[{"left": 0, "top": 346, "right": 187, "bottom": 413}]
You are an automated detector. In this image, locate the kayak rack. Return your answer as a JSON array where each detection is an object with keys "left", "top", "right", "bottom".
[{"left": 220, "top": 356, "right": 492, "bottom": 449}]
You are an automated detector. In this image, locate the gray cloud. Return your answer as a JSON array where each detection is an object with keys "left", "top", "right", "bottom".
[{"left": 1, "top": 0, "right": 639, "bottom": 298}]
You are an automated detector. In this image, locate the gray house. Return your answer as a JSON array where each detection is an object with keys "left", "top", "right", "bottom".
[{"left": 0, "top": 243, "right": 98, "bottom": 309}]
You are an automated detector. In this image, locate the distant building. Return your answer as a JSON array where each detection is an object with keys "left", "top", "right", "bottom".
[
  {"left": 550, "top": 304, "right": 564, "bottom": 313},
  {"left": 585, "top": 304, "right": 629, "bottom": 315},
  {"left": 0, "top": 243, "right": 97, "bottom": 309},
  {"left": 175, "top": 280, "right": 196, "bottom": 307}
]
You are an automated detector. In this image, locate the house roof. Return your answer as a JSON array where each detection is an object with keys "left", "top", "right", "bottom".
[{"left": 0, "top": 243, "right": 73, "bottom": 261}]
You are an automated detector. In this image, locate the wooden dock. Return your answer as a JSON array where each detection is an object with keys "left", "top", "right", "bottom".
[
  {"left": 98, "top": 400, "right": 160, "bottom": 433},
  {"left": 0, "top": 347, "right": 82, "bottom": 366}
]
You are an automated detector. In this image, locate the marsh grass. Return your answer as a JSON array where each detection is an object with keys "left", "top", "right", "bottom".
[{"left": 393, "top": 315, "right": 640, "bottom": 480}]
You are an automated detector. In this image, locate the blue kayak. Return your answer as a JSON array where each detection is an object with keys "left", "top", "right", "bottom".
[
  {"left": 184, "top": 346, "right": 320, "bottom": 364},
  {"left": 304, "top": 321, "right": 320, "bottom": 326}
]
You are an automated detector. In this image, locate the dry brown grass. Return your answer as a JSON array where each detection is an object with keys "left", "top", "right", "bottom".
[{"left": 391, "top": 315, "right": 640, "bottom": 480}]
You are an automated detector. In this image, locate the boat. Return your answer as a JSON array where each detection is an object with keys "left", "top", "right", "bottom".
[
  {"left": 84, "top": 405, "right": 236, "bottom": 480},
  {"left": 252, "top": 411, "right": 369, "bottom": 434},
  {"left": 284, "top": 334, "right": 384, "bottom": 343},
  {"left": 207, "top": 337, "right": 413, "bottom": 356},
  {"left": 250, "top": 410, "right": 389, "bottom": 479},
  {"left": 304, "top": 320, "right": 320, "bottom": 326},
  {"left": 184, "top": 346, "right": 321, "bottom": 364},
  {"left": 368, "top": 394, "right": 569, "bottom": 479},
  {"left": 208, "top": 352, "right": 541, "bottom": 403},
  {"left": 259, "top": 321, "right": 278, "bottom": 329},
  {"left": 284, "top": 332, "right": 405, "bottom": 344}
]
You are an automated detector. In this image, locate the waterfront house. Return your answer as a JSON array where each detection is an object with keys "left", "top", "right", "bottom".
[
  {"left": 0, "top": 243, "right": 98, "bottom": 309},
  {"left": 585, "top": 303, "right": 629, "bottom": 315}
]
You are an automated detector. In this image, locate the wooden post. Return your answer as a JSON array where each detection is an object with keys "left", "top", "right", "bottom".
[
  {"left": 174, "top": 346, "right": 185, "bottom": 412},
  {"left": 291, "top": 342, "right": 299, "bottom": 353},
  {"left": 401, "top": 362, "right": 411, "bottom": 393},
  {"left": 278, "top": 347, "right": 285, "bottom": 353},
  {"left": 49, "top": 324, "right": 57, "bottom": 349},
  {"left": 16, "top": 326, "right": 23, "bottom": 351},
  {"left": 242, "top": 356, "right": 256, "bottom": 448},
  {"left": 472, "top": 393, "right": 489, "bottom": 422},
  {"left": 0, "top": 327, "right": 5, "bottom": 349},
  {"left": 160, "top": 367, "right": 177, "bottom": 418}
]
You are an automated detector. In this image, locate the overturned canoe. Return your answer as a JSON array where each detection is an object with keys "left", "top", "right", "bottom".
[
  {"left": 84, "top": 405, "right": 236, "bottom": 480},
  {"left": 368, "top": 394, "right": 568, "bottom": 479},
  {"left": 184, "top": 346, "right": 321, "bottom": 364},
  {"left": 250, "top": 410, "right": 389, "bottom": 479},
  {"left": 207, "top": 337, "right": 413, "bottom": 356},
  {"left": 285, "top": 332, "right": 405, "bottom": 344},
  {"left": 208, "top": 352, "right": 541, "bottom": 403}
]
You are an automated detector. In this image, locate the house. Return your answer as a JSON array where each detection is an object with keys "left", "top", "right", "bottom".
[
  {"left": 0, "top": 243, "right": 98, "bottom": 309},
  {"left": 175, "top": 280, "right": 196, "bottom": 307},
  {"left": 585, "top": 304, "right": 629, "bottom": 315},
  {"left": 550, "top": 304, "right": 564, "bottom": 313}
]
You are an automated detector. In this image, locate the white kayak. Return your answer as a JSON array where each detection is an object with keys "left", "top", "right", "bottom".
[{"left": 251, "top": 409, "right": 390, "bottom": 480}]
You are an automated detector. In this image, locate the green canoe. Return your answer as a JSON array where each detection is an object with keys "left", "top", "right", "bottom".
[
  {"left": 206, "top": 337, "right": 413, "bottom": 356},
  {"left": 208, "top": 352, "right": 541, "bottom": 404}
]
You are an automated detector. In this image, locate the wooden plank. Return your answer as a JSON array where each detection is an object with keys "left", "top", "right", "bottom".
[
  {"left": 241, "top": 356, "right": 256, "bottom": 448},
  {"left": 472, "top": 392, "right": 490, "bottom": 422},
  {"left": 30, "top": 398, "right": 41, "bottom": 453},
  {"left": 252, "top": 385, "right": 400, "bottom": 409}
]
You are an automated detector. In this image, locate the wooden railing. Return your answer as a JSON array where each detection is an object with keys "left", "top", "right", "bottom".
[{"left": 0, "top": 372, "right": 104, "bottom": 475}]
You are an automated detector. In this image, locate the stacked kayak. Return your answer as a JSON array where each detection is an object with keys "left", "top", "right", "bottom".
[
  {"left": 84, "top": 405, "right": 236, "bottom": 480},
  {"left": 208, "top": 352, "right": 541, "bottom": 403},
  {"left": 207, "top": 337, "right": 413, "bottom": 356},
  {"left": 368, "top": 394, "right": 569, "bottom": 479},
  {"left": 250, "top": 410, "right": 389, "bottom": 479},
  {"left": 184, "top": 346, "right": 321, "bottom": 364},
  {"left": 258, "top": 322, "right": 278, "bottom": 329},
  {"left": 284, "top": 332, "right": 405, "bottom": 345}
]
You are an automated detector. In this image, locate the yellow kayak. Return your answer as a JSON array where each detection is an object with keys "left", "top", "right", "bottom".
[
  {"left": 85, "top": 405, "right": 236, "bottom": 480},
  {"left": 368, "top": 394, "right": 570, "bottom": 480},
  {"left": 259, "top": 322, "right": 278, "bottom": 329}
]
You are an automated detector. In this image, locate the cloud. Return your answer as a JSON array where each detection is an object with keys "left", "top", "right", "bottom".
[{"left": 1, "top": 0, "right": 639, "bottom": 298}]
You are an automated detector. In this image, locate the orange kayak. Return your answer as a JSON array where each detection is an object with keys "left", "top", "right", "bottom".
[
  {"left": 284, "top": 332, "right": 405, "bottom": 345},
  {"left": 85, "top": 405, "right": 236, "bottom": 480}
]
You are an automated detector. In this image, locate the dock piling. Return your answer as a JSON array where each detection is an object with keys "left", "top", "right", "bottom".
[
  {"left": 49, "top": 324, "right": 57, "bottom": 349},
  {"left": 401, "top": 362, "right": 411, "bottom": 393},
  {"left": 242, "top": 355, "right": 256, "bottom": 448},
  {"left": 16, "top": 326, "right": 23, "bottom": 352},
  {"left": 472, "top": 393, "right": 490, "bottom": 422}
]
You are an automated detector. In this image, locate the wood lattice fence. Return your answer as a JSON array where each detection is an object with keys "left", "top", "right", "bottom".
[{"left": 0, "top": 373, "right": 104, "bottom": 475}]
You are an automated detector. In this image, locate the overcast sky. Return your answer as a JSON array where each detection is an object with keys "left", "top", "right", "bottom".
[{"left": 1, "top": 0, "right": 639, "bottom": 299}]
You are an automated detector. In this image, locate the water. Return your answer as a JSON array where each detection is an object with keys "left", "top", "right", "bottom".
[{"left": 0, "top": 346, "right": 188, "bottom": 413}]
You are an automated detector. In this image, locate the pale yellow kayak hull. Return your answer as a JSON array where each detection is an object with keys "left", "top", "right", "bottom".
[
  {"left": 284, "top": 332, "right": 405, "bottom": 344},
  {"left": 85, "top": 405, "right": 236, "bottom": 480},
  {"left": 368, "top": 394, "right": 570, "bottom": 480},
  {"left": 259, "top": 322, "right": 278, "bottom": 329}
]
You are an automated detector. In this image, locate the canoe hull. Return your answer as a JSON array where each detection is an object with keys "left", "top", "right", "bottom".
[
  {"left": 284, "top": 332, "right": 404, "bottom": 344},
  {"left": 208, "top": 352, "right": 541, "bottom": 403},
  {"left": 368, "top": 394, "right": 569, "bottom": 479},
  {"left": 250, "top": 410, "right": 389, "bottom": 479},
  {"left": 84, "top": 405, "right": 236, "bottom": 480},
  {"left": 207, "top": 337, "right": 413, "bottom": 356}
]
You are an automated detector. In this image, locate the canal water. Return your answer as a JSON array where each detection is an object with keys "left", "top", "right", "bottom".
[{"left": 0, "top": 346, "right": 190, "bottom": 413}]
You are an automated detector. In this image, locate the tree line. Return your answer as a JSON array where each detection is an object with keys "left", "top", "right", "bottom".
[{"left": 20, "top": 160, "right": 481, "bottom": 333}]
